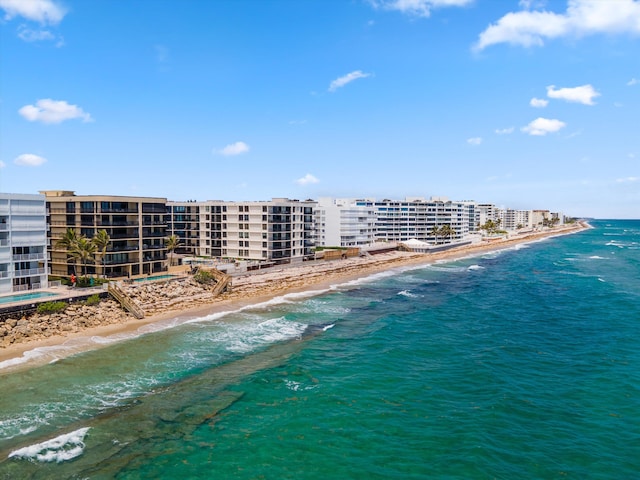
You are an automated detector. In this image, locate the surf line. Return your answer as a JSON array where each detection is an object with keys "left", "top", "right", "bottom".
[{"left": 0, "top": 323, "right": 331, "bottom": 476}]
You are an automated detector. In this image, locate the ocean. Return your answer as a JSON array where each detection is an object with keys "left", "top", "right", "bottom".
[{"left": 0, "top": 220, "right": 638, "bottom": 479}]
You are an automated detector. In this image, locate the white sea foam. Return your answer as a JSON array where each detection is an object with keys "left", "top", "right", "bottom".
[
  {"left": 589, "top": 255, "right": 608, "bottom": 260},
  {"left": 214, "top": 317, "right": 307, "bottom": 354},
  {"left": 0, "top": 343, "right": 85, "bottom": 371},
  {"left": 285, "top": 379, "right": 319, "bottom": 392},
  {"left": 398, "top": 290, "right": 419, "bottom": 298},
  {"left": 467, "top": 265, "right": 485, "bottom": 271},
  {"left": 322, "top": 324, "right": 335, "bottom": 331},
  {"left": 9, "top": 427, "right": 90, "bottom": 463}
]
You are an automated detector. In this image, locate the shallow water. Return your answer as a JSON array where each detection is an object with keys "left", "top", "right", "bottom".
[{"left": 1, "top": 220, "right": 638, "bottom": 479}]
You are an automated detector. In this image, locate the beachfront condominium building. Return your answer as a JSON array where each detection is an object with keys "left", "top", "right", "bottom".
[
  {"left": 171, "top": 198, "right": 316, "bottom": 264},
  {"left": 0, "top": 193, "right": 48, "bottom": 294},
  {"left": 42, "top": 191, "right": 168, "bottom": 278},
  {"left": 496, "top": 208, "right": 533, "bottom": 231},
  {"left": 477, "top": 204, "right": 497, "bottom": 227},
  {"left": 315, "top": 198, "right": 377, "bottom": 247},
  {"left": 166, "top": 201, "right": 200, "bottom": 257},
  {"left": 348, "top": 197, "right": 478, "bottom": 245}
]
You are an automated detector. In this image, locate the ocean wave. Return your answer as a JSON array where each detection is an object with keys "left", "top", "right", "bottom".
[
  {"left": 213, "top": 317, "right": 307, "bottom": 354},
  {"left": 8, "top": 427, "right": 90, "bottom": 463},
  {"left": 467, "top": 265, "right": 485, "bottom": 271},
  {"left": 397, "top": 290, "right": 420, "bottom": 298}
]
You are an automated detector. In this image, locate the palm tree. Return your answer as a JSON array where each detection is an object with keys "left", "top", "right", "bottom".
[
  {"left": 165, "top": 235, "right": 181, "bottom": 267},
  {"left": 430, "top": 225, "right": 441, "bottom": 245},
  {"left": 71, "top": 236, "right": 97, "bottom": 277},
  {"left": 56, "top": 228, "right": 80, "bottom": 275},
  {"left": 440, "top": 224, "right": 455, "bottom": 243},
  {"left": 92, "top": 229, "right": 111, "bottom": 277}
]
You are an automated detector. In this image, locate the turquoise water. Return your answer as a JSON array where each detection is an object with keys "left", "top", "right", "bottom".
[
  {"left": 133, "top": 274, "right": 177, "bottom": 282},
  {"left": 0, "top": 291, "right": 58, "bottom": 305},
  {"left": 0, "top": 220, "right": 638, "bottom": 478}
]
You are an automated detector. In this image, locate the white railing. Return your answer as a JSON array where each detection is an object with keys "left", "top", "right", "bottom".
[
  {"left": 0, "top": 271, "right": 9, "bottom": 278},
  {"left": 13, "top": 267, "right": 46, "bottom": 278},
  {"left": 49, "top": 280, "right": 62, "bottom": 288},
  {"left": 12, "top": 253, "right": 46, "bottom": 261}
]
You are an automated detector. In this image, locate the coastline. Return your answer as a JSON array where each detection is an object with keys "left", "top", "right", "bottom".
[{"left": 0, "top": 223, "right": 588, "bottom": 372}]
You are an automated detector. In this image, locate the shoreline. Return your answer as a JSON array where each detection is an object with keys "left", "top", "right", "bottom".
[{"left": 0, "top": 223, "right": 588, "bottom": 373}]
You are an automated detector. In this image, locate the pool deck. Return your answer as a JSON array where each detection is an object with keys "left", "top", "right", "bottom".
[{"left": 0, "top": 284, "right": 108, "bottom": 309}]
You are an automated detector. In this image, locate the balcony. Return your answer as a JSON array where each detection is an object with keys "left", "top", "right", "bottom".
[
  {"left": 12, "top": 253, "right": 46, "bottom": 262},
  {"left": 142, "top": 244, "right": 166, "bottom": 250},
  {"left": 13, "top": 267, "right": 46, "bottom": 278},
  {"left": 100, "top": 208, "right": 138, "bottom": 214},
  {"left": 141, "top": 231, "right": 166, "bottom": 238}
]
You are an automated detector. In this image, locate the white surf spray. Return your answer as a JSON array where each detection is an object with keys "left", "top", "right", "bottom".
[{"left": 8, "top": 427, "right": 90, "bottom": 463}]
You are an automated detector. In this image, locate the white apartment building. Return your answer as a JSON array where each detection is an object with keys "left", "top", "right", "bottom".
[
  {"left": 0, "top": 193, "right": 48, "bottom": 294},
  {"left": 496, "top": 209, "right": 533, "bottom": 231},
  {"left": 179, "top": 198, "right": 316, "bottom": 264},
  {"left": 343, "top": 197, "right": 477, "bottom": 245},
  {"left": 477, "top": 204, "right": 497, "bottom": 227},
  {"left": 315, "top": 198, "right": 377, "bottom": 247}
]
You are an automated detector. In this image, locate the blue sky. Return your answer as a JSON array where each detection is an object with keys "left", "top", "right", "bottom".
[{"left": 1, "top": 0, "right": 639, "bottom": 218}]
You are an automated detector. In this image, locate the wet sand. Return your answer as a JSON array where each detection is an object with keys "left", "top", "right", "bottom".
[{"left": 0, "top": 224, "right": 587, "bottom": 371}]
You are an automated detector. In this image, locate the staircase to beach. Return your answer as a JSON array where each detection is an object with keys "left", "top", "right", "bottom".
[{"left": 108, "top": 282, "right": 146, "bottom": 319}]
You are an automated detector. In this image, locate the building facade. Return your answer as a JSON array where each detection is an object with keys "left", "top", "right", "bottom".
[
  {"left": 42, "top": 191, "right": 168, "bottom": 278},
  {"left": 0, "top": 193, "right": 48, "bottom": 294},
  {"left": 315, "top": 198, "right": 377, "bottom": 247},
  {"left": 167, "top": 198, "right": 316, "bottom": 264},
  {"left": 351, "top": 197, "right": 477, "bottom": 245},
  {"left": 166, "top": 201, "right": 200, "bottom": 257}
]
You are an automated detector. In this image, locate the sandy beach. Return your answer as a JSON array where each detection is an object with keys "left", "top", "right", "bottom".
[{"left": 0, "top": 223, "right": 587, "bottom": 370}]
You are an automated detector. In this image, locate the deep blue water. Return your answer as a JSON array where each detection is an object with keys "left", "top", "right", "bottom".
[{"left": 0, "top": 220, "right": 638, "bottom": 479}]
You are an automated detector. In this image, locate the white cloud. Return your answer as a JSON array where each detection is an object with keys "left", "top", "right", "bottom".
[
  {"left": 0, "top": 160, "right": 5, "bottom": 168},
  {"left": 521, "top": 117, "right": 566, "bottom": 135},
  {"left": 217, "top": 141, "right": 250, "bottom": 156},
  {"left": 616, "top": 176, "right": 639, "bottom": 183},
  {"left": 467, "top": 137, "right": 483, "bottom": 145},
  {"left": 0, "top": 0, "right": 66, "bottom": 24},
  {"left": 530, "top": 97, "right": 548, "bottom": 107},
  {"left": 474, "top": 0, "right": 640, "bottom": 51},
  {"left": 495, "top": 126, "right": 515, "bottom": 134},
  {"left": 369, "top": 0, "right": 473, "bottom": 18},
  {"left": 628, "top": 78, "right": 639, "bottom": 86},
  {"left": 17, "top": 26, "right": 54, "bottom": 41},
  {"left": 14, "top": 153, "right": 47, "bottom": 166},
  {"left": 295, "top": 173, "right": 319, "bottom": 185},
  {"left": 328, "top": 70, "right": 371, "bottom": 92},
  {"left": 19, "top": 99, "right": 93, "bottom": 124},
  {"left": 546, "top": 84, "right": 600, "bottom": 105}
]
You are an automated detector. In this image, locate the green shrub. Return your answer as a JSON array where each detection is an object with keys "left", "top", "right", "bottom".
[
  {"left": 85, "top": 294, "right": 101, "bottom": 306},
  {"left": 194, "top": 270, "right": 215, "bottom": 285},
  {"left": 37, "top": 301, "right": 68, "bottom": 314}
]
